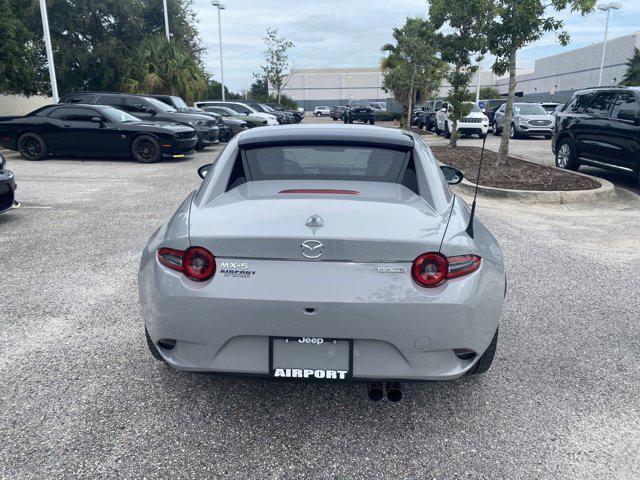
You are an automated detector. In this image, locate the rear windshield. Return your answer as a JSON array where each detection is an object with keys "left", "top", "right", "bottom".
[{"left": 244, "top": 145, "right": 407, "bottom": 182}]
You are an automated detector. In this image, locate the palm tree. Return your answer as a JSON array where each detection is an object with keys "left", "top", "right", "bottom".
[
  {"left": 121, "top": 35, "right": 208, "bottom": 104},
  {"left": 621, "top": 48, "right": 640, "bottom": 86}
]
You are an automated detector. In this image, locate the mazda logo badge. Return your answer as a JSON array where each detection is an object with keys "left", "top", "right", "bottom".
[{"left": 301, "top": 240, "right": 323, "bottom": 259}]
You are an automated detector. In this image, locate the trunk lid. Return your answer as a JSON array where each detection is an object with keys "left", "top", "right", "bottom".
[{"left": 189, "top": 180, "right": 450, "bottom": 262}]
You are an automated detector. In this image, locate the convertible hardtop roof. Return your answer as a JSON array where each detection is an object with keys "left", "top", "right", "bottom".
[{"left": 237, "top": 124, "right": 415, "bottom": 149}]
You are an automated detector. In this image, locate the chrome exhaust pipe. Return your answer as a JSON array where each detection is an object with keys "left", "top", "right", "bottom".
[
  {"left": 385, "top": 382, "right": 403, "bottom": 402},
  {"left": 367, "top": 382, "right": 384, "bottom": 402}
]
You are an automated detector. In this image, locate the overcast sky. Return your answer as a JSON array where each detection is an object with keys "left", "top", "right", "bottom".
[{"left": 191, "top": 0, "right": 640, "bottom": 91}]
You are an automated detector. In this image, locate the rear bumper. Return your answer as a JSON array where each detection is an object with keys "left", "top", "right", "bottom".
[{"left": 139, "top": 253, "right": 505, "bottom": 381}]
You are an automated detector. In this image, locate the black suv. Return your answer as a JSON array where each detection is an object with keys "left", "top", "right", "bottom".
[
  {"left": 413, "top": 100, "right": 443, "bottom": 130},
  {"left": 343, "top": 105, "right": 375, "bottom": 125},
  {"left": 59, "top": 92, "right": 219, "bottom": 149},
  {"left": 552, "top": 86, "right": 640, "bottom": 185}
]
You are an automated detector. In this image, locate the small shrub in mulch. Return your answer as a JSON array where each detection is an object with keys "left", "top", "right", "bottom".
[{"left": 431, "top": 146, "right": 600, "bottom": 191}]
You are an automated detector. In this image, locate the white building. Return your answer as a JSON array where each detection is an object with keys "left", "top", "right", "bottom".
[
  {"left": 273, "top": 67, "right": 388, "bottom": 110},
  {"left": 496, "top": 32, "right": 639, "bottom": 102},
  {"left": 273, "top": 32, "right": 639, "bottom": 110}
]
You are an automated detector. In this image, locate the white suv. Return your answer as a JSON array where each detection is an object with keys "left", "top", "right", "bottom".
[
  {"left": 313, "top": 106, "right": 331, "bottom": 116},
  {"left": 435, "top": 102, "right": 489, "bottom": 139}
]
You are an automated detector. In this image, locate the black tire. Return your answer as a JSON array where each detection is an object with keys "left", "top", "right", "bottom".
[
  {"left": 468, "top": 328, "right": 498, "bottom": 375},
  {"left": 509, "top": 123, "right": 518, "bottom": 139},
  {"left": 434, "top": 123, "right": 441, "bottom": 135},
  {"left": 492, "top": 123, "right": 500, "bottom": 136},
  {"left": 343, "top": 117, "right": 348, "bottom": 124},
  {"left": 17, "top": 132, "right": 48, "bottom": 160},
  {"left": 145, "top": 328, "right": 165, "bottom": 362},
  {"left": 132, "top": 135, "right": 162, "bottom": 163},
  {"left": 369, "top": 118, "right": 375, "bottom": 125},
  {"left": 315, "top": 112, "right": 322, "bottom": 117},
  {"left": 444, "top": 123, "right": 451, "bottom": 139},
  {"left": 555, "top": 138, "right": 580, "bottom": 171}
]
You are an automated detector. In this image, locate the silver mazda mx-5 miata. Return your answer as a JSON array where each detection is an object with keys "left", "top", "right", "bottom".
[{"left": 138, "top": 125, "right": 505, "bottom": 401}]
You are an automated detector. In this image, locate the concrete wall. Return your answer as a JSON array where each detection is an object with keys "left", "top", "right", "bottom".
[{"left": 0, "top": 95, "right": 53, "bottom": 116}]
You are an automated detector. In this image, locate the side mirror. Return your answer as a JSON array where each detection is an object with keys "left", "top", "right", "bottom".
[
  {"left": 198, "top": 163, "right": 212, "bottom": 179},
  {"left": 440, "top": 165, "right": 464, "bottom": 185}
]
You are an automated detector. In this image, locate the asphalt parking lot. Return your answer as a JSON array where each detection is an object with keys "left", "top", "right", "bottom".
[{"left": 2, "top": 136, "right": 640, "bottom": 479}]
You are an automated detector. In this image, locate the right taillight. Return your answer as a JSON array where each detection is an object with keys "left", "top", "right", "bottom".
[
  {"left": 157, "top": 246, "right": 216, "bottom": 282},
  {"left": 411, "top": 252, "right": 481, "bottom": 288}
]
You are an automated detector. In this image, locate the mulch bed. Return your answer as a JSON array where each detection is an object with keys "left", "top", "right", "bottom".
[{"left": 431, "top": 146, "right": 600, "bottom": 191}]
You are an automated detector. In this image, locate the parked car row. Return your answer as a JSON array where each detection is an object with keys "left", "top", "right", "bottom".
[{"left": 0, "top": 93, "right": 305, "bottom": 164}]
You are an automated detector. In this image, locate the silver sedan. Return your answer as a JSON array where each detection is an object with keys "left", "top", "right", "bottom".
[{"left": 138, "top": 125, "right": 506, "bottom": 401}]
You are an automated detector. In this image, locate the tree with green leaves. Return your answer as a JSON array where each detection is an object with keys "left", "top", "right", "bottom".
[
  {"left": 620, "top": 48, "right": 640, "bottom": 86},
  {"left": 480, "top": 86, "right": 500, "bottom": 99},
  {"left": 381, "top": 17, "right": 445, "bottom": 127},
  {"left": 0, "top": 0, "right": 203, "bottom": 97},
  {"left": 120, "top": 35, "right": 207, "bottom": 104},
  {"left": 429, "top": 0, "right": 491, "bottom": 147},
  {"left": 256, "top": 28, "right": 294, "bottom": 103},
  {"left": 482, "top": 0, "right": 596, "bottom": 164}
]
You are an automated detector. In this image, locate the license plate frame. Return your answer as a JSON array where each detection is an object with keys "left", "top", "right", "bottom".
[{"left": 269, "top": 336, "right": 353, "bottom": 381}]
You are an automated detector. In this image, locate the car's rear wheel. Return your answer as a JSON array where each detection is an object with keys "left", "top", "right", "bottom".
[
  {"left": 131, "top": 135, "right": 162, "bottom": 163},
  {"left": 509, "top": 123, "right": 518, "bottom": 139},
  {"left": 468, "top": 328, "right": 498, "bottom": 375},
  {"left": 17, "top": 132, "right": 48, "bottom": 160},
  {"left": 145, "top": 328, "right": 165, "bottom": 362},
  {"left": 555, "top": 138, "right": 580, "bottom": 171}
]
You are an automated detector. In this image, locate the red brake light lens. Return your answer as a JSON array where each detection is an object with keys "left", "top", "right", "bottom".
[
  {"left": 411, "top": 253, "right": 481, "bottom": 288},
  {"left": 157, "top": 247, "right": 216, "bottom": 282},
  {"left": 183, "top": 247, "right": 216, "bottom": 281},
  {"left": 447, "top": 255, "right": 482, "bottom": 279},
  {"left": 411, "top": 252, "right": 448, "bottom": 287}
]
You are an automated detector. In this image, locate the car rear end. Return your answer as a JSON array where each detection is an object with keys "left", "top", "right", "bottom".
[{"left": 139, "top": 133, "right": 504, "bottom": 382}]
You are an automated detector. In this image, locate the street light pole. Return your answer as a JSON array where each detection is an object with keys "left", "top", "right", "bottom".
[
  {"left": 211, "top": 1, "right": 226, "bottom": 101},
  {"left": 597, "top": 2, "right": 621, "bottom": 86},
  {"left": 38, "top": 0, "right": 59, "bottom": 103},
  {"left": 162, "top": 0, "right": 170, "bottom": 40}
]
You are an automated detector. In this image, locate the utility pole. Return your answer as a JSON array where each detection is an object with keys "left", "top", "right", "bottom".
[
  {"left": 597, "top": 2, "right": 622, "bottom": 86},
  {"left": 162, "top": 0, "right": 170, "bottom": 40},
  {"left": 38, "top": 0, "right": 59, "bottom": 102},
  {"left": 212, "top": 1, "right": 226, "bottom": 100}
]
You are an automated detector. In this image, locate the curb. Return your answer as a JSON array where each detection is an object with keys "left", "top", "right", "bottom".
[{"left": 453, "top": 173, "right": 616, "bottom": 204}]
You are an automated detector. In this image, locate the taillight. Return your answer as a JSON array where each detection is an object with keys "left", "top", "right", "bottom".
[
  {"left": 411, "top": 252, "right": 481, "bottom": 288},
  {"left": 157, "top": 246, "right": 216, "bottom": 282}
]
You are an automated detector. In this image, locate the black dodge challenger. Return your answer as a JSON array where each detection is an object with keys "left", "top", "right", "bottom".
[{"left": 0, "top": 104, "right": 198, "bottom": 163}]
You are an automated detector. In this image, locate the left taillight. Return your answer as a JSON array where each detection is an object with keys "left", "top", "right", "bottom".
[
  {"left": 157, "top": 246, "right": 216, "bottom": 282},
  {"left": 411, "top": 252, "right": 481, "bottom": 288}
]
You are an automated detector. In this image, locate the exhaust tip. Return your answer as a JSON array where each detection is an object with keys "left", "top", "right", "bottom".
[
  {"left": 385, "top": 382, "right": 403, "bottom": 402},
  {"left": 367, "top": 382, "right": 384, "bottom": 402}
]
